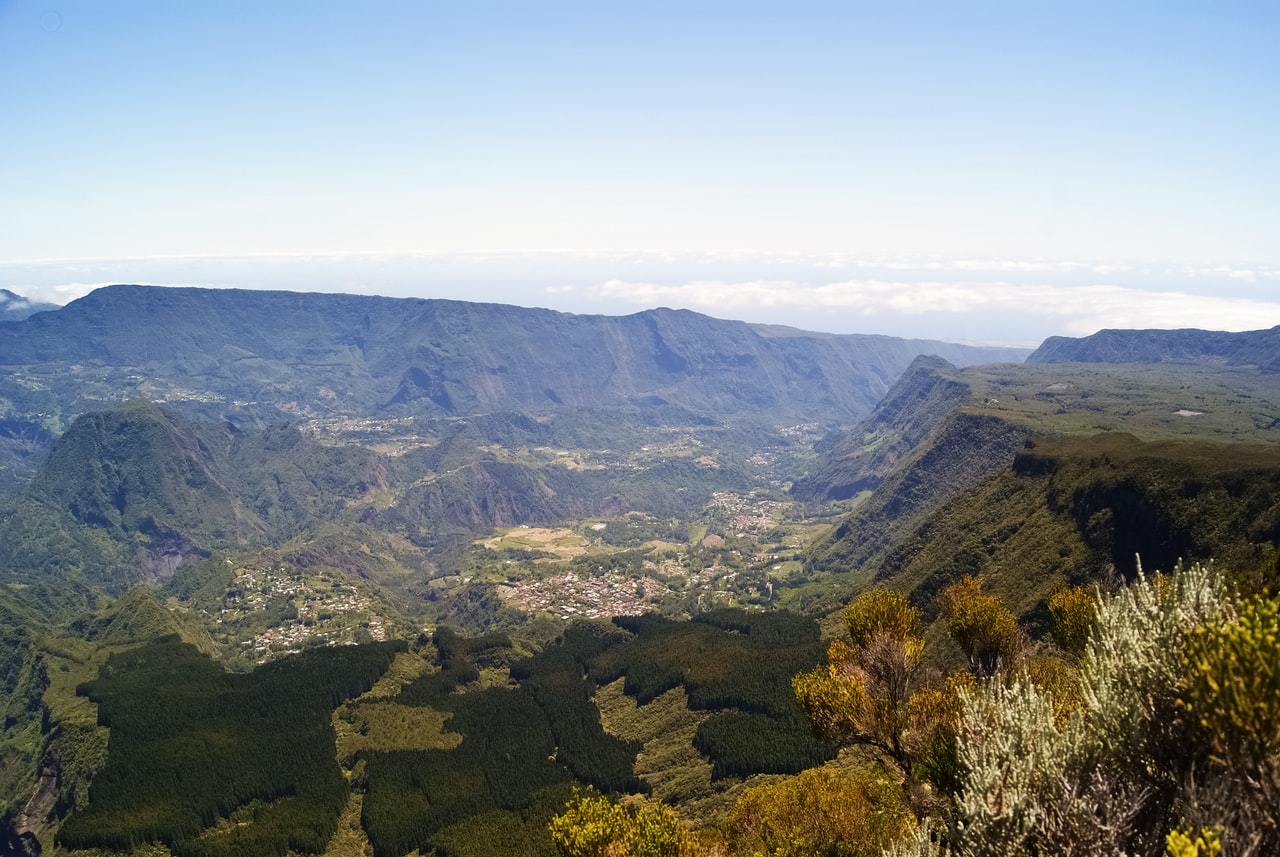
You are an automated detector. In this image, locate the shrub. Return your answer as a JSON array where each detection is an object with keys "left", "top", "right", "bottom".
[
  {"left": 1047, "top": 586, "right": 1097, "bottom": 657},
  {"left": 547, "top": 791, "right": 703, "bottom": 857},
  {"left": 1176, "top": 595, "right": 1280, "bottom": 849},
  {"left": 1179, "top": 595, "right": 1280, "bottom": 769},
  {"left": 922, "top": 561, "right": 1237, "bottom": 857},
  {"left": 723, "top": 766, "right": 916, "bottom": 857},
  {"left": 939, "top": 576, "right": 1020, "bottom": 678}
]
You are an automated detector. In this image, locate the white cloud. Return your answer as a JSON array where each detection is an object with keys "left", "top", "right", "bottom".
[
  {"left": 592, "top": 279, "right": 1280, "bottom": 335},
  {"left": 9, "top": 282, "right": 131, "bottom": 305},
  {"left": 1173, "top": 264, "right": 1267, "bottom": 283},
  {"left": 6, "top": 253, "right": 1277, "bottom": 343},
  {"left": 823, "top": 257, "right": 1096, "bottom": 274}
]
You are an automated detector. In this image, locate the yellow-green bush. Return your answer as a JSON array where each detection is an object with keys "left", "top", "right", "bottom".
[
  {"left": 548, "top": 791, "right": 703, "bottom": 857},
  {"left": 939, "top": 576, "right": 1020, "bottom": 678},
  {"left": 1047, "top": 585, "right": 1097, "bottom": 657},
  {"left": 723, "top": 766, "right": 915, "bottom": 857},
  {"left": 1179, "top": 595, "right": 1280, "bottom": 768},
  {"left": 843, "top": 589, "right": 920, "bottom": 649},
  {"left": 1166, "top": 826, "right": 1222, "bottom": 857}
]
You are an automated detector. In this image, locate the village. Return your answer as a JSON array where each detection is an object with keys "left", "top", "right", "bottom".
[
  {"left": 216, "top": 561, "right": 389, "bottom": 665},
  {"left": 483, "top": 487, "right": 805, "bottom": 621}
]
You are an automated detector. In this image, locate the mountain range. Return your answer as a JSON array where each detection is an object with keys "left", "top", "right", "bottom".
[
  {"left": 2, "top": 285, "right": 1280, "bottom": 857},
  {"left": 0, "top": 284, "right": 1025, "bottom": 426}
]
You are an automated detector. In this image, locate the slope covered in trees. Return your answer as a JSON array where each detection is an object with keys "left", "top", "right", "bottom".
[
  {"left": 2, "top": 314, "right": 1280, "bottom": 856},
  {"left": 805, "top": 360, "right": 1280, "bottom": 625},
  {"left": 357, "top": 610, "right": 831, "bottom": 857},
  {"left": 57, "top": 637, "right": 402, "bottom": 857}
]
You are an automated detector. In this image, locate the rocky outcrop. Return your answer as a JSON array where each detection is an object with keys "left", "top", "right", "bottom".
[{"left": 12, "top": 754, "right": 58, "bottom": 855}]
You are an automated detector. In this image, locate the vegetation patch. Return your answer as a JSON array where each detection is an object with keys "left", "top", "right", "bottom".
[
  {"left": 589, "top": 609, "right": 836, "bottom": 780},
  {"left": 480, "top": 527, "right": 589, "bottom": 561},
  {"left": 57, "top": 637, "right": 402, "bottom": 857}
]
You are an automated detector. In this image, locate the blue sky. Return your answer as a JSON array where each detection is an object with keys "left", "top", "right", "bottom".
[{"left": 1, "top": 1, "right": 1277, "bottom": 345}]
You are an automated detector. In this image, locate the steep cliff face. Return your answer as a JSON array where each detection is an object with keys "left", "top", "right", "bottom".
[
  {"left": 6, "top": 746, "right": 57, "bottom": 857},
  {"left": 0, "top": 615, "right": 50, "bottom": 857},
  {"left": 807, "top": 411, "right": 1033, "bottom": 573},
  {"left": 791, "top": 355, "right": 973, "bottom": 501}
]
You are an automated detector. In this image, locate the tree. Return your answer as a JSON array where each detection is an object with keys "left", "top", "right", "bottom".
[
  {"left": 793, "top": 589, "right": 924, "bottom": 766},
  {"left": 938, "top": 576, "right": 1020, "bottom": 678}
]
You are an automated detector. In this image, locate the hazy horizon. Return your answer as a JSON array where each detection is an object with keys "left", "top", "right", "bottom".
[{"left": 3, "top": 2, "right": 1277, "bottom": 346}]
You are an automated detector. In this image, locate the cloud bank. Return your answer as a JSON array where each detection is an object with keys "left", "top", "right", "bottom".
[
  {"left": 589, "top": 279, "right": 1280, "bottom": 338},
  {"left": 5, "top": 252, "right": 1278, "bottom": 346}
]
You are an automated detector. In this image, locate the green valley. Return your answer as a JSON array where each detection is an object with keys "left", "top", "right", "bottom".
[{"left": 1, "top": 288, "right": 1278, "bottom": 857}]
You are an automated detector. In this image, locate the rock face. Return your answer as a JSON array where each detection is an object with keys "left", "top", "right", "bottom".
[
  {"left": 1028, "top": 325, "right": 1280, "bottom": 372},
  {"left": 0, "top": 285, "right": 1028, "bottom": 426},
  {"left": 0, "top": 738, "right": 58, "bottom": 857}
]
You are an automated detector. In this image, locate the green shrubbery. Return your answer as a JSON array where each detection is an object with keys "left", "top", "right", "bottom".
[{"left": 891, "top": 561, "right": 1280, "bottom": 857}]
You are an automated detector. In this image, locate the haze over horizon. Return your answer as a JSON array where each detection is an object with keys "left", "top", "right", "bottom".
[{"left": 2, "top": 1, "right": 1278, "bottom": 346}]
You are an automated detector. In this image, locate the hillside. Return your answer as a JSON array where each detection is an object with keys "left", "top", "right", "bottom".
[
  {"left": 0, "top": 400, "right": 408, "bottom": 600},
  {"left": 806, "top": 358, "right": 1280, "bottom": 625},
  {"left": 0, "top": 290, "right": 57, "bottom": 323},
  {"left": 4, "top": 307, "right": 1280, "bottom": 857},
  {"left": 1028, "top": 324, "right": 1280, "bottom": 372},
  {"left": 0, "top": 286, "right": 1025, "bottom": 430},
  {"left": 790, "top": 355, "right": 973, "bottom": 501}
]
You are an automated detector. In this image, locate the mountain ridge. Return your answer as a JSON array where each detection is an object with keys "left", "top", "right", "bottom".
[
  {"left": 0, "top": 285, "right": 1028, "bottom": 426},
  {"left": 1028, "top": 325, "right": 1280, "bottom": 371},
  {"left": 0, "top": 289, "right": 58, "bottom": 323},
  {"left": 804, "top": 357, "right": 1280, "bottom": 623}
]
